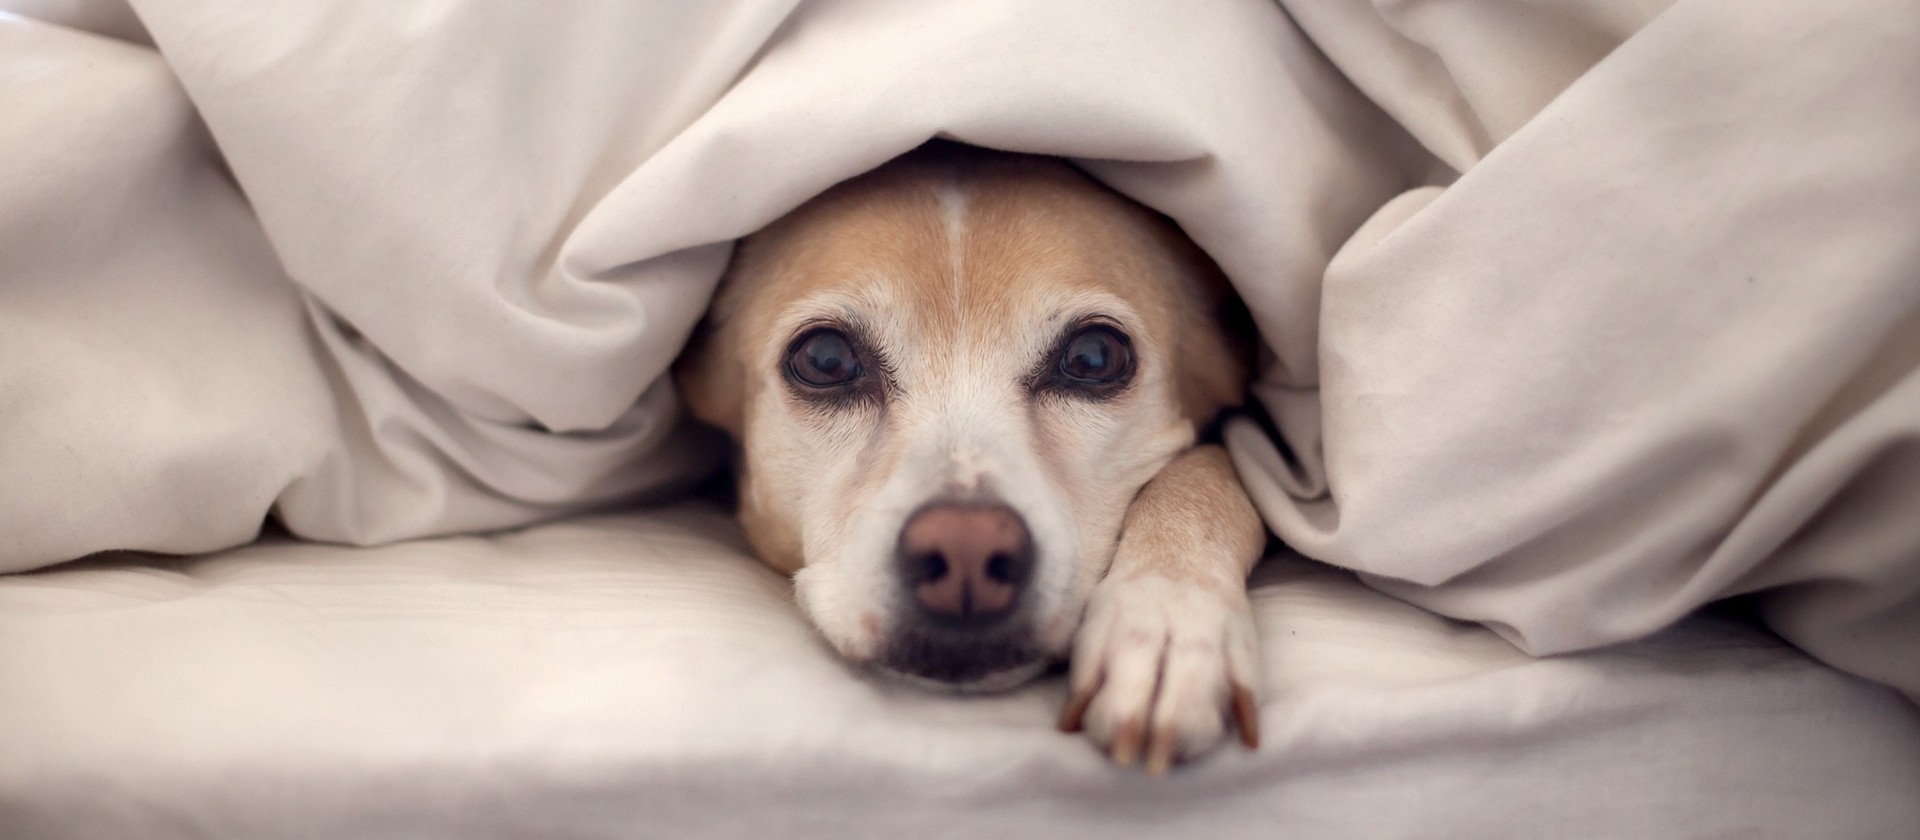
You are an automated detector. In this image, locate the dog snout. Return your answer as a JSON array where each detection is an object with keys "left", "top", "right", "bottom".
[{"left": 896, "top": 503, "right": 1034, "bottom": 625}]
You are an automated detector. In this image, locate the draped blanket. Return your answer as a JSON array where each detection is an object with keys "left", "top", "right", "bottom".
[{"left": 3, "top": 0, "right": 1915, "bottom": 697}]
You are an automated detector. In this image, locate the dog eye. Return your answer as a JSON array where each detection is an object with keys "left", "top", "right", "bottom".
[
  {"left": 1058, "top": 326, "right": 1131, "bottom": 383},
  {"left": 787, "top": 328, "right": 863, "bottom": 388}
]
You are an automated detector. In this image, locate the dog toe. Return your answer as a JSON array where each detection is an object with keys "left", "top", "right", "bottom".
[{"left": 1065, "top": 573, "right": 1261, "bottom": 772}]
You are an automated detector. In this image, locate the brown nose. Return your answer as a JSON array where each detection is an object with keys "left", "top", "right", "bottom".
[{"left": 896, "top": 503, "right": 1034, "bottom": 625}]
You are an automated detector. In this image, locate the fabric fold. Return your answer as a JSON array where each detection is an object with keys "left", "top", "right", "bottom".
[{"left": 4, "top": 0, "right": 1916, "bottom": 699}]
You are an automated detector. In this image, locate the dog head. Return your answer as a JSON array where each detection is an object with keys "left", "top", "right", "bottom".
[{"left": 676, "top": 144, "right": 1249, "bottom": 689}]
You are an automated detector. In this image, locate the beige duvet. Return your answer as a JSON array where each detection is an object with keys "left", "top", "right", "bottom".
[{"left": 2, "top": 0, "right": 1915, "bottom": 700}]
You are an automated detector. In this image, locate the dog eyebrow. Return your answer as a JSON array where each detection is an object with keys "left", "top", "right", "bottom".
[
  {"left": 789, "top": 313, "right": 862, "bottom": 338},
  {"left": 1070, "top": 312, "right": 1127, "bottom": 331},
  {"left": 774, "top": 292, "right": 875, "bottom": 345}
]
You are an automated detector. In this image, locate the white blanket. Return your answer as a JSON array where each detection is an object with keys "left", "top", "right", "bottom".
[
  {"left": 2, "top": 0, "right": 1917, "bottom": 699},
  {"left": 4, "top": 506, "right": 1916, "bottom": 838}
]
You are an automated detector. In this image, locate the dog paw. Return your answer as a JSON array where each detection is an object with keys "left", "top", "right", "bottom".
[{"left": 1058, "top": 572, "right": 1261, "bottom": 774}]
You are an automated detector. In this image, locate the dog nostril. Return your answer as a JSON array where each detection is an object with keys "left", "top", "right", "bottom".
[
  {"left": 910, "top": 552, "right": 949, "bottom": 583},
  {"left": 986, "top": 552, "right": 1012, "bottom": 583}
]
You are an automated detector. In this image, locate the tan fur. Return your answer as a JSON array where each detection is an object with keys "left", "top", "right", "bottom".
[
  {"left": 680, "top": 146, "right": 1245, "bottom": 436},
  {"left": 1110, "top": 445, "right": 1265, "bottom": 588},
  {"left": 674, "top": 143, "right": 1266, "bottom": 771}
]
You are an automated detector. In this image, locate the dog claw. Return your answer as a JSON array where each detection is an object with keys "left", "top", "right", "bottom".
[
  {"left": 1058, "top": 672, "right": 1102, "bottom": 733},
  {"left": 1109, "top": 717, "right": 1145, "bottom": 767},
  {"left": 1231, "top": 681, "right": 1261, "bottom": 749},
  {"left": 1144, "top": 727, "right": 1179, "bottom": 776}
]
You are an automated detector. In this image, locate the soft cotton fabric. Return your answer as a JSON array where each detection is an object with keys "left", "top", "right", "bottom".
[
  {"left": 3, "top": 505, "right": 1916, "bottom": 839},
  {"left": 2, "top": 0, "right": 1916, "bottom": 699}
]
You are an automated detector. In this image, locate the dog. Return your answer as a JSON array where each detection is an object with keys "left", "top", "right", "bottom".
[{"left": 674, "top": 142, "right": 1265, "bottom": 773}]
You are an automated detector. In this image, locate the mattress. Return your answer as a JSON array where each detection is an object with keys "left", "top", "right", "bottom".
[{"left": 3, "top": 504, "right": 1916, "bottom": 839}]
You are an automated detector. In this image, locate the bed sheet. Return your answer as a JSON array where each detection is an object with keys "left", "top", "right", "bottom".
[{"left": 3, "top": 505, "right": 1916, "bottom": 839}]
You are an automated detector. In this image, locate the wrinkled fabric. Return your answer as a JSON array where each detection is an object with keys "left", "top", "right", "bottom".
[
  {"left": 3, "top": 506, "right": 1916, "bottom": 839},
  {"left": 1, "top": 0, "right": 1916, "bottom": 698},
  {"left": 1249, "top": 0, "right": 1920, "bottom": 697}
]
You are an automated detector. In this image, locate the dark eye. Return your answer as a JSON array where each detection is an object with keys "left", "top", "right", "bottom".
[
  {"left": 1058, "top": 326, "right": 1131, "bottom": 384},
  {"left": 786, "top": 328, "right": 863, "bottom": 388}
]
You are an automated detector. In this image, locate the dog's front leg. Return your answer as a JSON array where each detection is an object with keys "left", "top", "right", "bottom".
[{"left": 1059, "top": 443, "right": 1265, "bottom": 774}]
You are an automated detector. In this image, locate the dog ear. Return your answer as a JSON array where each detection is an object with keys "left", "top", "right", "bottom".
[
  {"left": 673, "top": 312, "right": 745, "bottom": 438},
  {"left": 1162, "top": 228, "right": 1256, "bottom": 426}
]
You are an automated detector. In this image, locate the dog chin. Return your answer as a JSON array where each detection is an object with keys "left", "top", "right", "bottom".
[
  {"left": 878, "top": 658, "right": 1053, "bottom": 694},
  {"left": 874, "top": 621, "right": 1053, "bottom": 692}
]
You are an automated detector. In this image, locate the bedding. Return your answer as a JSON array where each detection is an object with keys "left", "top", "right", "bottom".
[
  {"left": 2, "top": 1, "right": 1919, "bottom": 834},
  {"left": 3, "top": 0, "right": 1916, "bottom": 701},
  {"left": 3, "top": 504, "right": 1917, "bottom": 839}
]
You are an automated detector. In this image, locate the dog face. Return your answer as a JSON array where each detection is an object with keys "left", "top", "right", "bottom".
[{"left": 677, "top": 145, "right": 1247, "bottom": 689}]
